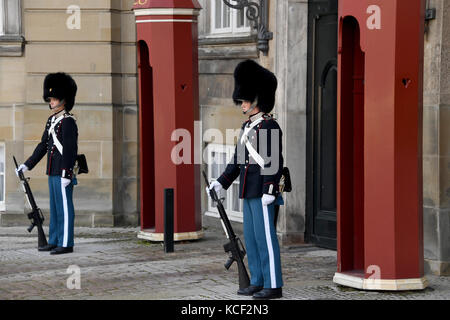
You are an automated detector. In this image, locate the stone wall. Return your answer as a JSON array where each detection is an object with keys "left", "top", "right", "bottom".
[
  {"left": 0, "top": 0, "right": 139, "bottom": 227},
  {"left": 271, "top": 0, "right": 309, "bottom": 245},
  {"left": 423, "top": 0, "right": 450, "bottom": 275},
  {"left": 197, "top": 0, "right": 308, "bottom": 246}
]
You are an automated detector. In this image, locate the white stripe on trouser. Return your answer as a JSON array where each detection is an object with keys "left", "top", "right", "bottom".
[
  {"left": 261, "top": 200, "right": 276, "bottom": 288},
  {"left": 61, "top": 181, "right": 69, "bottom": 247}
]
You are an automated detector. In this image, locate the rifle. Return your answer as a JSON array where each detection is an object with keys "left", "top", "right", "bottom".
[
  {"left": 13, "top": 156, "right": 48, "bottom": 250},
  {"left": 203, "top": 170, "right": 250, "bottom": 290}
]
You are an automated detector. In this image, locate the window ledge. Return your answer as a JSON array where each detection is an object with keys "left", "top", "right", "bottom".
[
  {"left": 199, "top": 34, "right": 258, "bottom": 60},
  {"left": 0, "top": 35, "right": 25, "bottom": 57},
  {"left": 199, "top": 34, "right": 257, "bottom": 46}
]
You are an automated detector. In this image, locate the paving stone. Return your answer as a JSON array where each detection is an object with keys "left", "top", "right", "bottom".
[{"left": 0, "top": 226, "right": 448, "bottom": 300}]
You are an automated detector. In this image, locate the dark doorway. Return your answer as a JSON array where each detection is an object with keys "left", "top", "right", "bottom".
[
  {"left": 137, "top": 40, "right": 155, "bottom": 230},
  {"left": 338, "top": 16, "right": 365, "bottom": 272},
  {"left": 306, "top": 0, "right": 338, "bottom": 249}
]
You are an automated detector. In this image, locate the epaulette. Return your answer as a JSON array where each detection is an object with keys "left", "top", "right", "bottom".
[
  {"left": 263, "top": 113, "right": 277, "bottom": 121},
  {"left": 64, "top": 113, "right": 77, "bottom": 121}
]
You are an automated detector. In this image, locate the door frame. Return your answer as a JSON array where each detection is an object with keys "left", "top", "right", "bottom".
[{"left": 305, "top": 0, "right": 338, "bottom": 250}]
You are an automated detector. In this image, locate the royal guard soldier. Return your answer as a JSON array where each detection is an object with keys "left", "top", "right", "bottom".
[
  {"left": 207, "top": 60, "right": 284, "bottom": 299},
  {"left": 16, "top": 72, "right": 78, "bottom": 255}
]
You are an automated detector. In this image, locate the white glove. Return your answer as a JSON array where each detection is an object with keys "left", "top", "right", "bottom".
[
  {"left": 61, "top": 177, "right": 71, "bottom": 188},
  {"left": 15, "top": 164, "right": 28, "bottom": 177},
  {"left": 262, "top": 194, "right": 276, "bottom": 206},
  {"left": 205, "top": 180, "right": 223, "bottom": 199}
]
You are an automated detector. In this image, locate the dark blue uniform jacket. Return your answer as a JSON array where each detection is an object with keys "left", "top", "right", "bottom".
[
  {"left": 25, "top": 112, "right": 78, "bottom": 180},
  {"left": 217, "top": 113, "right": 283, "bottom": 199}
]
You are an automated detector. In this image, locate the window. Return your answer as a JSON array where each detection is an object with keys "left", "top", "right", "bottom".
[
  {"left": 0, "top": 0, "right": 23, "bottom": 56},
  {"left": 0, "top": 0, "right": 21, "bottom": 36},
  {"left": 0, "top": 143, "right": 5, "bottom": 211},
  {"left": 0, "top": 1, "right": 4, "bottom": 35},
  {"left": 206, "top": 143, "right": 243, "bottom": 223},
  {"left": 211, "top": 0, "right": 251, "bottom": 35}
]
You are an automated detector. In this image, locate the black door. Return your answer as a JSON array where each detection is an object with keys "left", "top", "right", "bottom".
[{"left": 305, "top": 0, "right": 338, "bottom": 250}]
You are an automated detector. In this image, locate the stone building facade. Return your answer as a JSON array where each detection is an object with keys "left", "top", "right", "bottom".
[
  {"left": 198, "top": 0, "right": 449, "bottom": 276},
  {"left": 0, "top": 0, "right": 448, "bottom": 275},
  {"left": 0, "top": 0, "right": 139, "bottom": 227}
]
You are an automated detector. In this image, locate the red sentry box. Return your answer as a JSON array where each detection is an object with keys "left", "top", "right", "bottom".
[
  {"left": 134, "top": 0, "right": 203, "bottom": 241},
  {"left": 334, "top": 0, "right": 427, "bottom": 290}
]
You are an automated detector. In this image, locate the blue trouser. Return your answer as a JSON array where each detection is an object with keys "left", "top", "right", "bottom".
[
  {"left": 243, "top": 196, "right": 283, "bottom": 289},
  {"left": 48, "top": 175, "right": 75, "bottom": 248}
]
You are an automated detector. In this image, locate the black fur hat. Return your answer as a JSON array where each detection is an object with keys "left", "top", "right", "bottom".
[
  {"left": 43, "top": 72, "right": 77, "bottom": 112},
  {"left": 232, "top": 60, "right": 277, "bottom": 113}
]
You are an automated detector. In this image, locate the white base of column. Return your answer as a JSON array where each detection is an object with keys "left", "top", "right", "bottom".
[
  {"left": 333, "top": 272, "right": 428, "bottom": 291},
  {"left": 138, "top": 229, "right": 204, "bottom": 242}
]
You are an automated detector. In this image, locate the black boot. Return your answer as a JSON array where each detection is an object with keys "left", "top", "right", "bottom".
[
  {"left": 253, "top": 288, "right": 282, "bottom": 300},
  {"left": 38, "top": 244, "right": 57, "bottom": 252},
  {"left": 50, "top": 247, "right": 73, "bottom": 255},
  {"left": 237, "top": 285, "right": 263, "bottom": 296}
]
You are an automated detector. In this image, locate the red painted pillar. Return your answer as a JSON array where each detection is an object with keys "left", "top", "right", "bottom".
[
  {"left": 334, "top": 0, "right": 427, "bottom": 290},
  {"left": 133, "top": 0, "right": 203, "bottom": 241}
]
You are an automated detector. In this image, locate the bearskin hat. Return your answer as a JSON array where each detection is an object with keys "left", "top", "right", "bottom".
[
  {"left": 43, "top": 72, "right": 77, "bottom": 112},
  {"left": 232, "top": 59, "right": 277, "bottom": 113}
]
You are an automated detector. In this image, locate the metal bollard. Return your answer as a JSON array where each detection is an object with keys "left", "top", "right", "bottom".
[{"left": 164, "top": 188, "right": 174, "bottom": 253}]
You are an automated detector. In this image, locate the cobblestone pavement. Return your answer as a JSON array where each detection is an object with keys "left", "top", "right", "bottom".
[{"left": 0, "top": 225, "right": 449, "bottom": 301}]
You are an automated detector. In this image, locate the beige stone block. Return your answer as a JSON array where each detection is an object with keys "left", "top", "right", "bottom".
[
  {"left": 111, "top": 44, "right": 122, "bottom": 75},
  {"left": 72, "top": 178, "right": 113, "bottom": 211},
  {"left": 25, "top": 75, "right": 44, "bottom": 104},
  {"left": 440, "top": 106, "right": 450, "bottom": 156},
  {"left": 74, "top": 76, "right": 113, "bottom": 105},
  {"left": 116, "top": 178, "right": 138, "bottom": 213},
  {"left": 423, "top": 25, "right": 442, "bottom": 107},
  {"left": 0, "top": 57, "right": 26, "bottom": 104},
  {"left": 4, "top": 141, "right": 28, "bottom": 198},
  {"left": 26, "top": 44, "right": 113, "bottom": 74},
  {"left": 74, "top": 107, "right": 113, "bottom": 141},
  {"left": 440, "top": 156, "right": 450, "bottom": 208},
  {"left": 25, "top": 11, "right": 113, "bottom": 42},
  {"left": 0, "top": 127, "right": 13, "bottom": 141},
  {"left": 111, "top": 12, "right": 122, "bottom": 43},
  {"left": 23, "top": 142, "right": 47, "bottom": 176},
  {"left": 201, "top": 104, "right": 244, "bottom": 143},
  {"left": 423, "top": 155, "right": 439, "bottom": 207},
  {"left": 14, "top": 107, "right": 24, "bottom": 142},
  {"left": 122, "top": 141, "right": 138, "bottom": 178},
  {"left": 0, "top": 108, "right": 13, "bottom": 127},
  {"left": 123, "top": 76, "right": 137, "bottom": 104},
  {"left": 113, "top": 107, "right": 124, "bottom": 141},
  {"left": 121, "top": 0, "right": 135, "bottom": 11},
  {"left": 93, "top": 213, "right": 114, "bottom": 227},
  {"left": 23, "top": 107, "right": 51, "bottom": 141},
  {"left": 27, "top": 74, "right": 114, "bottom": 105},
  {"left": 121, "top": 45, "right": 138, "bottom": 75},
  {"left": 101, "top": 141, "right": 113, "bottom": 179},
  {"left": 112, "top": 151, "right": 123, "bottom": 178},
  {"left": 121, "top": 12, "right": 137, "bottom": 43},
  {"left": 77, "top": 141, "right": 102, "bottom": 179},
  {"left": 423, "top": 106, "right": 438, "bottom": 156},
  {"left": 24, "top": 0, "right": 112, "bottom": 10},
  {"left": 199, "top": 74, "right": 234, "bottom": 104},
  {"left": 112, "top": 75, "right": 123, "bottom": 105},
  {"left": 123, "top": 107, "right": 138, "bottom": 141},
  {"left": 113, "top": 108, "right": 124, "bottom": 173}
]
